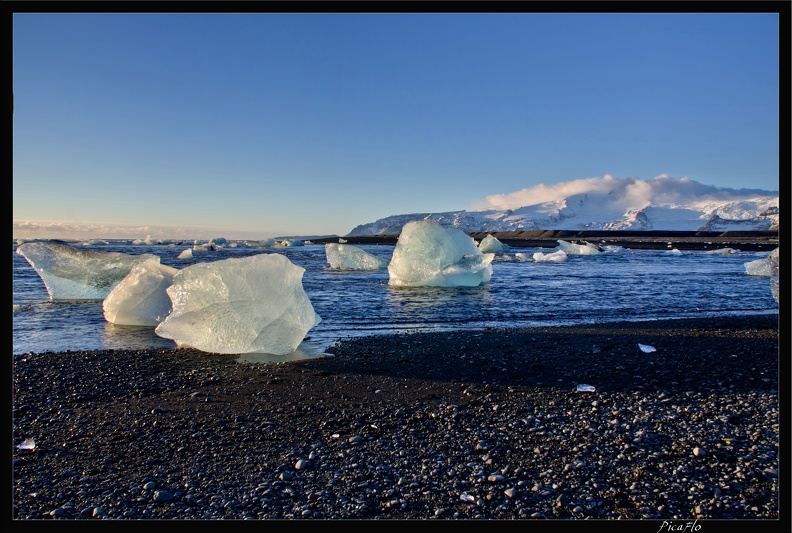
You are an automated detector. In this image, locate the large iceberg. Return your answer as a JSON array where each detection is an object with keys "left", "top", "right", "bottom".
[
  {"left": 478, "top": 234, "right": 511, "bottom": 254},
  {"left": 555, "top": 240, "right": 602, "bottom": 255},
  {"left": 155, "top": 253, "right": 321, "bottom": 355},
  {"left": 16, "top": 242, "right": 160, "bottom": 300},
  {"left": 325, "top": 243, "right": 390, "bottom": 271},
  {"left": 103, "top": 259, "right": 179, "bottom": 326},
  {"left": 387, "top": 220, "right": 494, "bottom": 287}
]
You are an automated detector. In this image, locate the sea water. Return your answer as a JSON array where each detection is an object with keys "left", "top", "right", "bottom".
[{"left": 12, "top": 240, "right": 778, "bottom": 362}]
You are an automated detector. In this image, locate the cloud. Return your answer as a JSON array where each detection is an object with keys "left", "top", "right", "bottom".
[{"left": 469, "top": 174, "right": 778, "bottom": 211}]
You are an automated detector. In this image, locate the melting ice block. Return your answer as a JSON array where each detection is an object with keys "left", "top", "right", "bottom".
[
  {"left": 768, "top": 248, "right": 779, "bottom": 302},
  {"left": 387, "top": 220, "right": 494, "bottom": 287},
  {"left": 103, "top": 259, "right": 179, "bottom": 326},
  {"left": 478, "top": 234, "right": 511, "bottom": 254},
  {"left": 744, "top": 249, "right": 777, "bottom": 277},
  {"left": 155, "top": 253, "right": 321, "bottom": 355},
  {"left": 325, "top": 243, "right": 390, "bottom": 270},
  {"left": 16, "top": 242, "right": 160, "bottom": 300},
  {"left": 533, "top": 250, "right": 568, "bottom": 263},
  {"left": 556, "top": 240, "right": 602, "bottom": 255}
]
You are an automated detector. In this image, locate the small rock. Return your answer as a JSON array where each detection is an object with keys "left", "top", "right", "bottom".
[{"left": 153, "top": 490, "right": 174, "bottom": 503}]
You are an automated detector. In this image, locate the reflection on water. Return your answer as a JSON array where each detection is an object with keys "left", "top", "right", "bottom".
[{"left": 102, "top": 323, "right": 177, "bottom": 351}]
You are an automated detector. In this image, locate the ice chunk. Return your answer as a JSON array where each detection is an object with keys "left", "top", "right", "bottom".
[
  {"left": 576, "top": 384, "right": 596, "bottom": 392},
  {"left": 17, "top": 438, "right": 36, "bottom": 450},
  {"left": 744, "top": 249, "right": 777, "bottom": 277},
  {"left": 664, "top": 248, "right": 683, "bottom": 255},
  {"left": 155, "top": 253, "right": 321, "bottom": 355},
  {"left": 280, "top": 239, "right": 304, "bottom": 247},
  {"left": 325, "top": 243, "right": 389, "bottom": 271},
  {"left": 103, "top": 259, "right": 179, "bottom": 326},
  {"left": 556, "top": 240, "right": 601, "bottom": 255},
  {"left": 533, "top": 250, "right": 568, "bottom": 263},
  {"left": 706, "top": 247, "right": 736, "bottom": 255},
  {"left": 638, "top": 343, "right": 656, "bottom": 353},
  {"left": 387, "top": 220, "right": 494, "bottom": 287},
  {"left": 177, "top": 248, "right": 193, "bottom": 260},
  {"left": 768, "top": 248, "right": 779, "bottom": 302},
  {"left": 16, "top": 242, "right": 160, "bottom": 300},
  {"left": 478, "top": 234, "right": 511, "bottom": 253},
  {"left": 514, "top": 252, "right": 534, "bottom": 262}
]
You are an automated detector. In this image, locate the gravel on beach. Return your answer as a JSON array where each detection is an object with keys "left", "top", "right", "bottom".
[{"left": 12, "top": 314, "right": 782, "bottom": 522}]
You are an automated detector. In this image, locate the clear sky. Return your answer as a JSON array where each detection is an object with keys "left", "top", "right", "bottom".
[{"left": 12, "top": 11, "right": 781, "bottom": 240}]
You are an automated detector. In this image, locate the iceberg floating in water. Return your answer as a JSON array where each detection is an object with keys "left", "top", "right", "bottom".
[
  {"left": 388, "top": 220, "right": 494, "bottom": 287},
  {"left": 155, "top": 253, "right": 321, "bottom": 355},
  {"left": 103, "top": 259, "right": 179, "bottom": 326},
  {"left": 768, "top": 248, "right": 779, "bottom": 302},
  {"left": 533, "top": 250, "right": 568, "bottom": 263},
  {"left": 325, "top": 243, "right": 389, "bottom": 271},
  {"left": 177, "top": 248, "right": 193, "bottom": 260},
  {"left": 555, "top": 240, "right": 601, "bottom": 255},
  {"left": 744, "top": 249, "right": 777, "bottom": 277},
  {"left": 478, "top": 234, "right": 511, "bottom": 254},
  {"left": 16, "top": 242, "right": 160, "bottom": 300},
  {"left": 706, "top": 247, "right": 736, "bottom": 255}
]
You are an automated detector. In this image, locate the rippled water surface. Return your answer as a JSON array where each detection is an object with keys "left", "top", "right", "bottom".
[{"left": 13, "top": 240, "right": 778, "bottom": 360}]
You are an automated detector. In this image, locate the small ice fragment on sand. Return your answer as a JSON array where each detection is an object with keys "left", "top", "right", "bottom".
[
  {"left": 18, "top": 438, "right": 36, "bottom": 450},
  {"left": 576, "top": 384, "right": 596, "bottom": 392},
  {"left": 638, "top": 343, "right": 657, "bottom": 353}
]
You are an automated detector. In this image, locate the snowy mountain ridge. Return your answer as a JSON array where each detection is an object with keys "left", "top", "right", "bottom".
[{"left": 348, "top": 176, "right": 779, "bottom": 236}]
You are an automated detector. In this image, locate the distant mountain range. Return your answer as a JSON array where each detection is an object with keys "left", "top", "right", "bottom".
[{"left": 347, "top": 175, "right": 779, "bottom": 236}]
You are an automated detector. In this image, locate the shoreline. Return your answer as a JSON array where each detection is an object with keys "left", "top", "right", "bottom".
[{"left": 12, "top": 313, "right": 782, "bottom": 521}]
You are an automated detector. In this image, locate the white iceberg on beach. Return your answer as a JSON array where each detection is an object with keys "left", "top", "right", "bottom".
[
  {"left": 555, "top": 240, "right": 601, "bottom": 255},
  {"left": 103, "top": 259, "right": 179, "bottom": 326},
  {"left": 325, "top": 243, "right": 389, "bottom": 271},
  {"left": 478, "top": 234, "right": 511, "bottom": 254},
  {"left": 155, "top": 253, "right": 321, "bottom": 355},
  {"left": 387, "top": 220, "right": 494, "bottom": 287},
  {"left": 16, "top": 241, "right": 160, "bottom": 300}
]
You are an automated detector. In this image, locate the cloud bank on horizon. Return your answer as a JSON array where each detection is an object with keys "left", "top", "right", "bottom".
[{"left": 470, "top": 174, "right": 779, "bottom": 212}]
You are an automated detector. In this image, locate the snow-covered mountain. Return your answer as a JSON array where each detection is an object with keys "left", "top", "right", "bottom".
[{"left": 348, "top": 175, "right": 779, "bottom": 236}]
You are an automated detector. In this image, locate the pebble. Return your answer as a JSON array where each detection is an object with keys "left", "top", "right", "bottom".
[{"left": 11, "top": 315, "right": 779, "bottom": 520}]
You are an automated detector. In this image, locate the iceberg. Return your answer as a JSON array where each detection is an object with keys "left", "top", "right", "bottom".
[
  {"left": 706, "top": 247, "right": 736, "bottom": 255},
  {"left": 387, "top": 220, "right": 494, "bottom": 287},
  {"left": 533, "top": 250, "right": 568, "bottom": 263},
  {"left": 768, "top": 248, "right": 779, "bottom": 302},
  {"left": 555, "top": 240, "right": 602, "bottom": 255},
  {"left": 103, "top": 259, "right": 179, "bottom": 326},
  {"left": 177, "top": 248, "right": 193, "bottom": 260},
  {"left": 155, "top": 253, "right": 321, "bottom": 355},
  {"left": 325, "top": 243, "right": 390, "bottom": 271},
  {"left": 478, "top": 234, "right": 511, "bottom": 253},
  {"left": 744, "top": 249, "right": 777, "bottom": 277},
  {"left": 16, "top": 242, "right": 160, "bottom": 300}
]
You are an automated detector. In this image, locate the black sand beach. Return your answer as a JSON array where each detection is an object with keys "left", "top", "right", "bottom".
[{"left": 12, "top": 314, "right": 782, "bottom": 523}]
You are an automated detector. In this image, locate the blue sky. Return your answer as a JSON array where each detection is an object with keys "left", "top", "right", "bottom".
[{"left": 12, "top": 12, "right": 781, "bottom": 239}]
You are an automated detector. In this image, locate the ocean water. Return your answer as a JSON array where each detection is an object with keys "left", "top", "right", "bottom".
[{"left": 12, "top": 240, "right": 779, "bottom": 363}]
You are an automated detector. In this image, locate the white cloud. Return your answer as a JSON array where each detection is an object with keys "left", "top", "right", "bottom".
[{"left": 469, "top": 174, "right": 778, "bottom": 211}]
